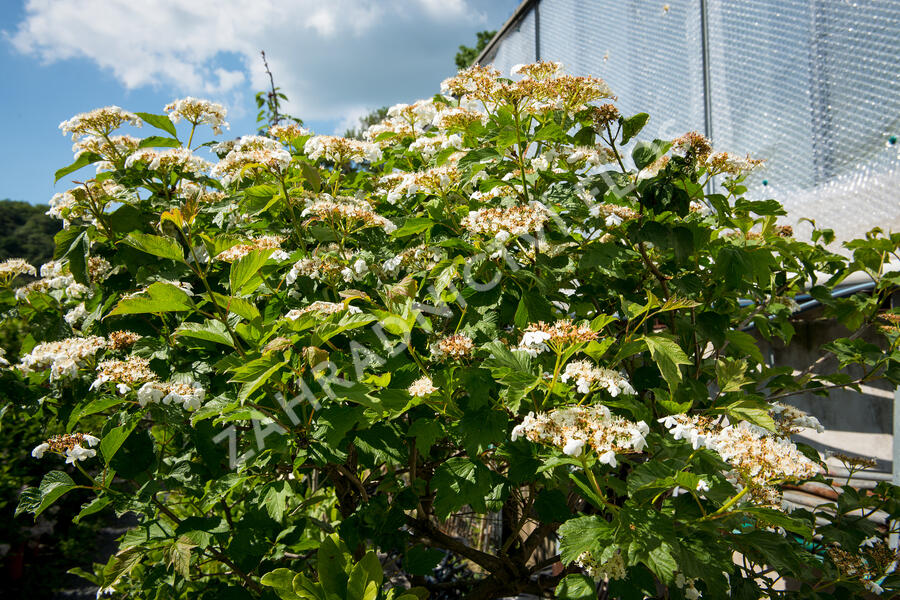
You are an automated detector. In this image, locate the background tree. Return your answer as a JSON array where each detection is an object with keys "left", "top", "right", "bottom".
[
  {"left": 455, "top": 30, "right": 496, "bottom": 70},
  {"left": 0, "top": 200, "right": 60, "bottom": 265}
]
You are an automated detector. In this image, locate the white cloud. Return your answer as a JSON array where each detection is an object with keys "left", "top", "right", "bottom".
[{"left": 5, "top": 0, "right": 494, "bottom": 124}]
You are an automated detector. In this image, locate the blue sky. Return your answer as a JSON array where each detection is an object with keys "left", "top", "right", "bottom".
[{"left": 0, "top": 0, "right": 520, "bottom": 206}]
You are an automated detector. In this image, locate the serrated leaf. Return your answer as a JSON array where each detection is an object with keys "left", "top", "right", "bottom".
[
  {"left": 55, "top": 152, "right": 102, "bottom": 183},
  {"left": 109, "top": 282, "right": 194, "bottom": 315},
  {"left": 391, "top": 217, "right": 434, "bottom": 238},
  {"left": 124, "top": 233, "right": 185, "bottom": 261},
  {"left": 16, "top": 471, "right": 77, "bottom": 518},
  {"left": 632, "top": 139, "right": 672, "bottom": 170},
  {"left": 716, "top": 358, "right": 749, "bottom": 393},
  {"left": 230, "top": 249, "right": 274, "bottom": 295},
  {"left": 136, "top": 112, "right": 178, "bottom": 137},
  {"left": 261, "top": 569, "right": 303, "bottom": 600},
  {"left": 556, "top": 574, "right": 596, "bottom": 600},
  {"left": 207, "top": 292, "right": 260, "bottom": 321},
  {"left": 642, "top": 335, "right": 690, "bottom": 391},
  {"left": 558, "top": 515, "right": 614, "bottom": 564},
  {"left": 620, "top": 112, "right": 649, "bottom": 144},
  {"left": 138, "top": 136, "right": 182, "bottom": 148},
  {"left": 73, "top": 496, "right": 112, "bottom": 524},
  {"left": 100, "top": 418, "right": 139, "bottom": 464},
  {"left": 175, "top": 320, "right": 235, "bottom": 347}
]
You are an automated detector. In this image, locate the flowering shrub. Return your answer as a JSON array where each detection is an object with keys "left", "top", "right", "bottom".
[{"left": 4, "top": 66, "right": 900, "bottom": 599}]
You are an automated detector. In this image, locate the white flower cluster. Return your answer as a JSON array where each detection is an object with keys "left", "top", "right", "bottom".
[
  {"left": 286, "top": 254, "right": 365, "bottom": 285},
  {"left": 269, "top": 123, "right": 311, "bottom": 142},
  {"left": 285, "top": 302, "right": 362, "bottom": 319},
  {"left": 15, "top": 260, "right": 89, "bottom": 301},
  {"left": 59, "top": 106, "right": 141, "bottom": 141},
  {"left": 658, "top": 414, "right": 822, "bottom": 496},
  {"left": 511, "top": 61, "right": 564, "bottom": 79},
  {"left": 511, "top": 405, "right": 649, "bottom": 466},
  {"left": 32, "top": 432, "right": 100, "bottom": 464},
  {"left": 461, "top": 203, "right": 551, "bottom": 242},
  {"left": 304, "top": 135, "right": 382, "bottom": 164},
  {"left": 382, "top": 165, "right": 464, "bottom": 201},
  {"left": 215, "top": 236, "right": 288, "bottom": 262},
  {"left": 407, "top": 133, "right": 464, "bottom": 160},
  {"left": 125, "top": 148, "right": 211, "bottom": 176},
  {"left": 92, "top": 356, "right": 157, "bottom": 393},
  {"left": 431, "top": 334, "right": 475, "bottom": 360},
  {"left": 0, "top": 258, "right": 36, "bottom": 282},
  {"left": 560, "top": 360, "right": 635, "bottom": 396},
  {"left": 388, "top": 99, "right": 440, "bottom": 128},
  {"left": 408, "top": 376, "right": 438, "bottom": 398},
  {"left": 554, "top": 146, "right": 616, "bottom": 171},
  {"left": 589, "top": 202, "right": 640, "bottom": 228},
  {"left": 431, "top": 107, "right": 488, "bottom": 132},
  {"left": 516, "top": 320, "right": 598, "bottom": 356},
  {"left": 211, "top": 135, "right": 292, "bottom": 186},
  {"left": 137, "top": 380, "right": 205, "bottom": 411},
  {"left": 72, "top": 134, "right": 141, "bottom": 171},
  {"left": 301, "top": 195, "right": 396, "bottom": 234},
  {"left": 674, "top": 573, "right": 703, "bottom": 599},
  {"left": 382, "top": 245, "right": 444, "bottom": 276},
  {"left": 574, "top": 549, "right": 627, "bottom": 581},
  {"left": 18, "top": 336, "right": 107, "bottom": 380},
  {"left": 164, "top": 97, "right": 229, "bottom": 134},
  {"left": 64, "top": 302, "right": 88, "bottom": 328},
  {"left": 770, "top": 402, "right": 825, "bottom": 434}
]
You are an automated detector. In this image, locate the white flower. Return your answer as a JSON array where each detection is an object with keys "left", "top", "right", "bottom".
[
  {"left": 562, "top": 438, "right": 585, "bottom": 457},
  {"left": 408, "top": 376, "right": 438, "bottom": 398},
  {"left": 82, "top": 434, "right": 100, "bottom": 447},
  {"left": 598, "top": 449, "right": 618, "bottom": 467},
  {"left": 65, "top": 444, "right": 96, "bottom": 464},
  {"left": 31, "top": 443, "right": 50, "bottom": 459},
  {"left": 696, "top": 479, "right": 710, "bottom": 493}
]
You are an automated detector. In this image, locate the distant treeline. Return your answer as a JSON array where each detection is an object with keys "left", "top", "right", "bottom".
[{"left": 0, "top": 200, "right": 60, "bottom": 266}]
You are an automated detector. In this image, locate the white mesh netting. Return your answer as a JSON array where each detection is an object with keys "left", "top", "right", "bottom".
[{"left": 480, "top": 0, "right": 900, "bottom": 244}]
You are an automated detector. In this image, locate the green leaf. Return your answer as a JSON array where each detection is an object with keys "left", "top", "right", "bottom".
[
  {"left": 642, "top": 335, "right": 690, "bottom": 391},
  {"left": 456, "top": 407, "right": 508, "bottom": 456},
  {"left": 719, "top": 398, "right": 776, "bottom": 431},
  {"left": 55, "top": 152, "right": 102, "bottom": 183},
  {"left": 716, "top": 358, "right": 749, "bottom": 393},
  {"left": 136, "top": 112, "right": 178, "bottom": 137},
  {"left": 123, "top": 233, "right": 185, "bottom": 261},
  {"left": 725, "top": 329, "right": 764, "bottom": 364},
  {"left": 317, "top": 536, "right": 349, "bottom": 597},
  {"left": 261, "top": 569, "right": 303, "bottom": 600},
  {"left": 620, "top": 113, "right": 649, "bottom": 144},
  {"left": 15, "top": 471, "right": 77, "bottom": 518},
  {"left": 138, "top": 136, "right": 182, "bottom": 148},
  {"left": 299, "top": 162, "right": 322, "bottom": 193},
  {"left": 175, "top": 320, "right": 235, "bottom": 347},
  {"left": 54, "top": 228, "right": 88, "bottom": 284},
  {"left": 403, "top": 545, "right": 444, "bottom": 576},
  {"left": 230, "top": 249, "right": 273, "bottom": 296},
  {"left": 431, "top": 457, "right": 495, "bottom": 519},
  {"left": 100, "top": 418, "right": 139, "bottom": 464},
  {"left": 556, "top": 574, "right": 597, "bottom": 600},
  {"left": 558, "top": 515, "right": 614, "bottom": 564},
  {"left": 632, "top": 139, "right": 672, "bottom": 170},
  {"left": 262, "top": 480, "right": 291, "bottom": 522},
  {"left": 109, "top": 282, "right": 194, "bottom": 315},
  {"left": 73, "top": 496, "right": 112, "bottom": 524},
  {"left": 391, "top": 217, "right": 434, "bottom": 238},
  {"left": 207, "top": 292, "right": 260, "bottom": 321},
  {"left": 347, "top": 552, "right": 382, "bottom": 600}
]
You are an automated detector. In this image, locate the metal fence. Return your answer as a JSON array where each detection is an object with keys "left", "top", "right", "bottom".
[{"left": 478, "top": 0, "right": 900, "bottom": 244}]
